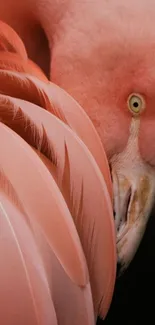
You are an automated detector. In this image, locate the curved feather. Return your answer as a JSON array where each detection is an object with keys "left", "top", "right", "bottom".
[
  {"left": 32, "top": 219, "right": 95, "bottom": 325},
  {"left": 0, "top": 186, "right": 58, "bottom": 325},
  {"left": 0, "top": 170, "right": 94, "bottom": 325},
  {"left": 0, "top": 52, "right": 48, "bottom": 82},
  {"left": 0, "top": 20, "right": 27, "bottom": 59},
  {"left": 0, "top": 121, "right": 88, "bottom": 287},
  {"left": 0, "top": 23, "right": 111, "bottom": 198},
  {"left": 0, "top": 69, "right": 112, "bottom": 199},
  {"left": 0, "top": 95, "right": 116, "bottom": 318},
  {"left": 0, "top": 20, "right": 48, "bottom": 82},
  {"left": 0, "top": 26, "right": 115, "bottom": 317}
]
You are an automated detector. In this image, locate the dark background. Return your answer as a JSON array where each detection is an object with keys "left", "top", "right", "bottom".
[{"left": 97, "top": 208, "right": 155, "bottom": 324}]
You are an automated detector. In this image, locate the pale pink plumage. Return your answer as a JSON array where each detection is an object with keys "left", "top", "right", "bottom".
[
  {"left": 0, "top": 121, "right": 89, "bottom": 287},
  {"left": 0, "top": 1, "right": 155, "bottom": 321},
  {"left": 0, "top": 20, "right": 116, "bottom": 324},
  {"left": 0, "top": 69, "right": 112, "bottom": 199},
  {"left": 0, "top": 123, "right": 95, "bottom": 325},
  {"left": 0, "top": 93, "right": 116, "bottom": 317},
  {"left": 0, "top": 174, "right": 58, "bottom": 325}
]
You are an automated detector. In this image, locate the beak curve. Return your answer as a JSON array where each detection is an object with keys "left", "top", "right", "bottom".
[{"left": 112, "top": 165, "right": 155, "bottom": 275}]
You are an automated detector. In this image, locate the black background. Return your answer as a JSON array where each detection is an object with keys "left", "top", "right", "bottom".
[{"left": 97, "top": 208, "right": 155, "bottom": 324}]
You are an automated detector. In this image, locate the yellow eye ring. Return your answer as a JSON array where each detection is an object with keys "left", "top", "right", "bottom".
[{"left": 127, "top": 93, "right": 145, "bottom": 115}]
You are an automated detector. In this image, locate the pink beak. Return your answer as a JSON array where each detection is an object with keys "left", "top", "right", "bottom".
[{"left": 111, "top": 163, "right": 155, "bottom": 274}]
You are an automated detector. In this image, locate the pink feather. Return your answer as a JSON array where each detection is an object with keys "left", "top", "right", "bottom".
[
  {"left": 0, "top": 69, "right": 112, "bottom": 199},
  {"left": 0, "top": 180, "right": 58, "bottom": 325},
  {"left": 0, "top": 93, "right": 116, "bottom": 318},
  {"left": 0, "top": 122, "right": 88, "bottom": 287}
]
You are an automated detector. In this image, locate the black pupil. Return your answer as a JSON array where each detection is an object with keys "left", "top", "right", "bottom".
[{"left": 133, "top": 101, "right": 139, "bottom": 108}]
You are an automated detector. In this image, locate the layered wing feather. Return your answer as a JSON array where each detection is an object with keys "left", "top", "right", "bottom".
[
  {"left": 0, "top": 69, "right": 112, "bottom": 199},
  {"left": 0, "top": 174, "right": 58, "bottom": 325},
  {"left": 0, "top": 94, "right": 116, "bottom": 318},
  {"left": 0, "top": 122, "right": 88, "bottom": 287},
  {"left": 0, "top": 148, "right": 94, "bottom": 325},
  {"left": 0, "top": 20, "right": 112, "bottom": 197},
  {"left": 0, "top": 21, "right": 116, "bottom": 320}
]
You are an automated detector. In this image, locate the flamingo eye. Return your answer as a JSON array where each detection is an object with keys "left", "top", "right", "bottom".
[{"left": 127, "top": 93, "right": 145, "bottom": 115}]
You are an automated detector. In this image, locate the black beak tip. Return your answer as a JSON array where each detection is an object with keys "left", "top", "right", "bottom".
[{"left": 116, "top": 261, "right": 126, "bottom": 278}]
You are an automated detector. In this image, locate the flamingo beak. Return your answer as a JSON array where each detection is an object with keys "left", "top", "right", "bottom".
[{"left": 111, "top": 166, "right": 155, "bottom": 275}]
